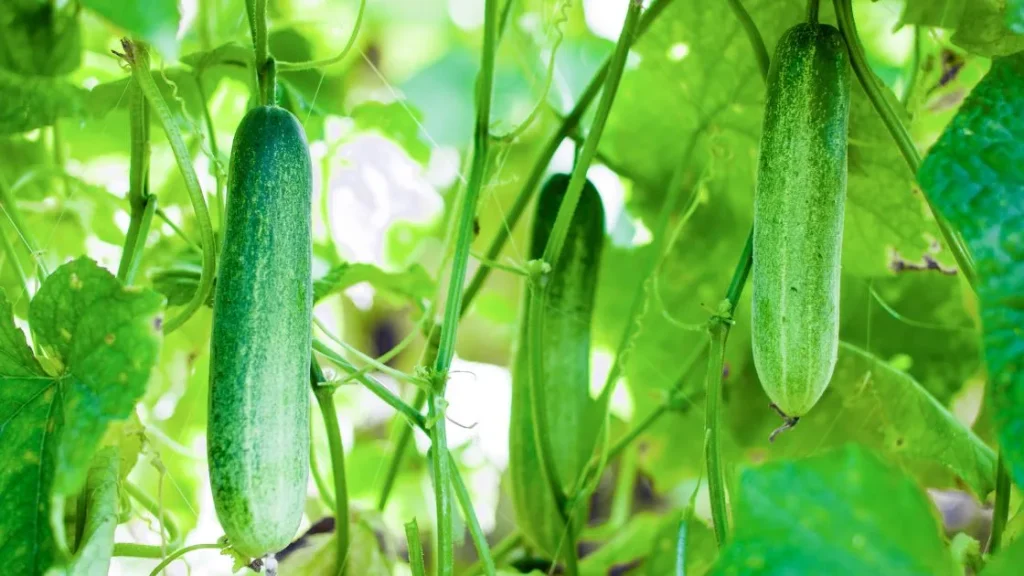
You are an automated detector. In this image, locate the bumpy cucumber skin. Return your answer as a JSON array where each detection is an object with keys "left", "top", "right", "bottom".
[
  {"left": 509, "top": 174, "right": 604, "bottom": 554},
  {"left": 208, "top": 105, "right": 312, "bottom": 559},
  {"left": 752, "top": 23, "right": 851, "bottom": 418}
]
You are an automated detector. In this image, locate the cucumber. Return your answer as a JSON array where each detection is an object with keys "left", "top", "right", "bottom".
[
  {"left": 509, "top": 173, "right": 605, "bottom": 554},
  {"left": 751, "top": 22, "right": 851, "bottom": 418},
  {"left": 208, "top": 105, "right": 313, "bottom": 558}
]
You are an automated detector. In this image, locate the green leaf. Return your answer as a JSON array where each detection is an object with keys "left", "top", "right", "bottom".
[
  {"left": 49, "top": 448, "right": 121, "bottom": 576},
  {"left": 0, "top": 290, "right": 63, "bottom": 575},
  {"left": 312, "top": 261, "right": 435, "bottom": 306},
  {"left": 578, "top": 513, "right": 663, "bottom": 574},
  {"left": 276, "top": 514, "right": 392, "bottom": 575},
  {"left": 917, "top": 53, "right": 1024, "bottom": 489},
  {"left": 79, "top": 0, "right": 180, "bottom": 61},
  {"left": 1010, "top": 0, "right": 1024, "bottom": 34},
  {"left": 711, "top": 445, "right": 958, "bottom": 576},
  {"left": 0, "top": 2, "right": 82, "bottom": 76},
  {"left": 28, "top": 257, "right": 165, "bottom": 495},
  {"left": 900, "top": 0, "right": 1024, "bottom": 57},
  {"left": 180, "top": 41, "right": 253, "bottom": 73},
  {"left": 351, "top": 101, "right": 433, "bottom": 165},
  {"left": 983, "top": 535, "right": 1024, "bottom": 575},
  {"left": 757, "top": 342, "right": 996, "bottom": 498},
  {"left": 0, "top": 68, "right": 88, "bottom": 134}
]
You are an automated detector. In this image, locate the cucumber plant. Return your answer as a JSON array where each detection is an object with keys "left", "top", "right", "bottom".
[{"left": 1, "top": 0, "right": 1020, "bottom": 575}]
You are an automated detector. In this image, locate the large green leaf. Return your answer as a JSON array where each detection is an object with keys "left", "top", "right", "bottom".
[
  {"left": 79, "top": 0, "right": 179, "bottom": 60},
  {"left": 901, "top": 0, "right": 1024, "bottom": 57},
  {"left": 0, "top": 2, "right": 81, "bottom": 76},
  {"left": 0, "top": 69, "right": 88, "bottom": 134},
  {"left": 917, "top": 53, "right": 1024, "bottom": 489},
  {"left": 762, "top": 342, "right": 997, "bottom": 498},
  {"left": 29, "top": 257, "right": 165, "bottom": 496},
  {"left": 0, "top": 291, "right": 63, "bottom": 575},
  {"left": 711, "top": 445, "right": 958, "bottom": 576},
  {"left": 1010, "top": 0, "right": 1024, "bottom": 33}
]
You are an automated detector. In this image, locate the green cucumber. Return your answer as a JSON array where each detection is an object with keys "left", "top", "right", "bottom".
[
  {"left": 752, "top": 22, "right": 851, "bottom": 418},
  {"left": 208, "top": 105, "right": 313, "bottom": 559},
  {"left": 509, "top": 173, "right": 605, "bottom": 554}
]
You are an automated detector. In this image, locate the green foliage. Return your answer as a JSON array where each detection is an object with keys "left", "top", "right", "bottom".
[
  {"left": 0, "top": 0, "right": 1016, "bottom": 573},
  {"left": 54, "top": 448, "right": 121, "bottom": 576},
  {"left": 79, "top": 0, "right": 180, "bottom": 60},
  {"left": 917, "top": 53, "right": 1024, "bottom": 489},
  {"left": 0, "top": 2, "right": 82, "bottom": 76},
  {"left": 0, "top": 258, "right": 163, "bottom": 574},
  {"left": 900, "top": 0, "right": 1024, "bottom": 56},
  {"left": 712, "top": 445, "right": 958, "bottom": 576}
]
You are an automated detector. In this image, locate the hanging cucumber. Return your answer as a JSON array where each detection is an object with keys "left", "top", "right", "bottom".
[
  {"left": 751, "top": 21, "right": 851, "bottom": 419},
  {"left": 509, "top": 173, "right": 605, "bottom": 555},
  {"left": 208, "top": 104, "right": 313, "bottom": 559}
]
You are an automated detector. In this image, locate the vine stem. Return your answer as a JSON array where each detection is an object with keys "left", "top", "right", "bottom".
[
  {"left": 988, "top": 454, "right": 1011, "bottom": 553},
  {"left": 376, "top": 0, "right": 680, "bottom": 514},
  {"left": 123, "top": 40, "right": 217, "bottom": 334},
  {"left": 0, "top": 217, "right": 30, "bottom": 300},
  {"left": 831, "top": 0, "right": 977, "bottom": 290},
  {"left": 540, "top": 0, "right": 641, "bottom": 267},
  {"left": 406, "top": 519, "right": 427, "bottom": 576},
  {"left": 724, "top": 0, "right": 770, "bottom": 79},
  {"left": 195, "top": 73, "right": 225, "bottom": 232},
  {"left": 313, "top": 339, "right": 427, "bottom": 429},
  {"left": 125, "top": 481, "right": 182, "bottom": 550},
  {"left": 450, "top": 452, "right": 496, "bottom": 575},
  {"left": 428, "top": 0, "right": 499, "bottom": 572},
  {"left": 146, "top": 543, "right": 223, "bottom": 576},
  {"left": 704, "top": 317, "right": 730, "bottom": 546},
  {"left": 312, "top": 340, "right": 490, "bottom": 563},
  {"left": 312, "top": 358, "right": 350, "bottom": 574},
  {"left": 0, "top": 174, "right": 49, "bottom": 280},
  {"left": 117, "top": 82, "right": 154, "bottom": 285},
  {"left": 276, "top": 0, "right": 367, "bottom": 72}
]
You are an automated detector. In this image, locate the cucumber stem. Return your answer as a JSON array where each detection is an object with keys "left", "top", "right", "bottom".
[
  {"left": 312, "top": 357, "right": 350, "bottom": 574},
  {"left": 428, "top": 0, "right": 500, "bottom": 571},
  {"left": 406, "top": 519, "right": 427, "bottom": 576},
  {"left": 122, "top": 40, "right": 217, "bottom": 334},
  {"left": 450, "top": 457, "right": 496, "bottom": 575},
  {"left": 807, "top": 0, "right": 820, "bottom": 24},
  {"left": 705, "top": 318, "right": 730, "bottom": 546},
  {"left": 118, "top": 83, "right": 154, "bottom": 285},
  {"left": 989, "top": 454, "right": 1011, "bottom": 553},
  {"left": 540, "top": 0, "right": 641, "bottom": 268},
  {"left": 146, "top": 543, "right": 224, "bottom": 576}
]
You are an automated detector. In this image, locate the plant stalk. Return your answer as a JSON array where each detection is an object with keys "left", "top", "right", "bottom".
[
  {"left": 312, "top": 358, "right": 350, "bottom": 574},
  {"left": 832, "top": 0, "right": 977, "bottom": 290}
]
